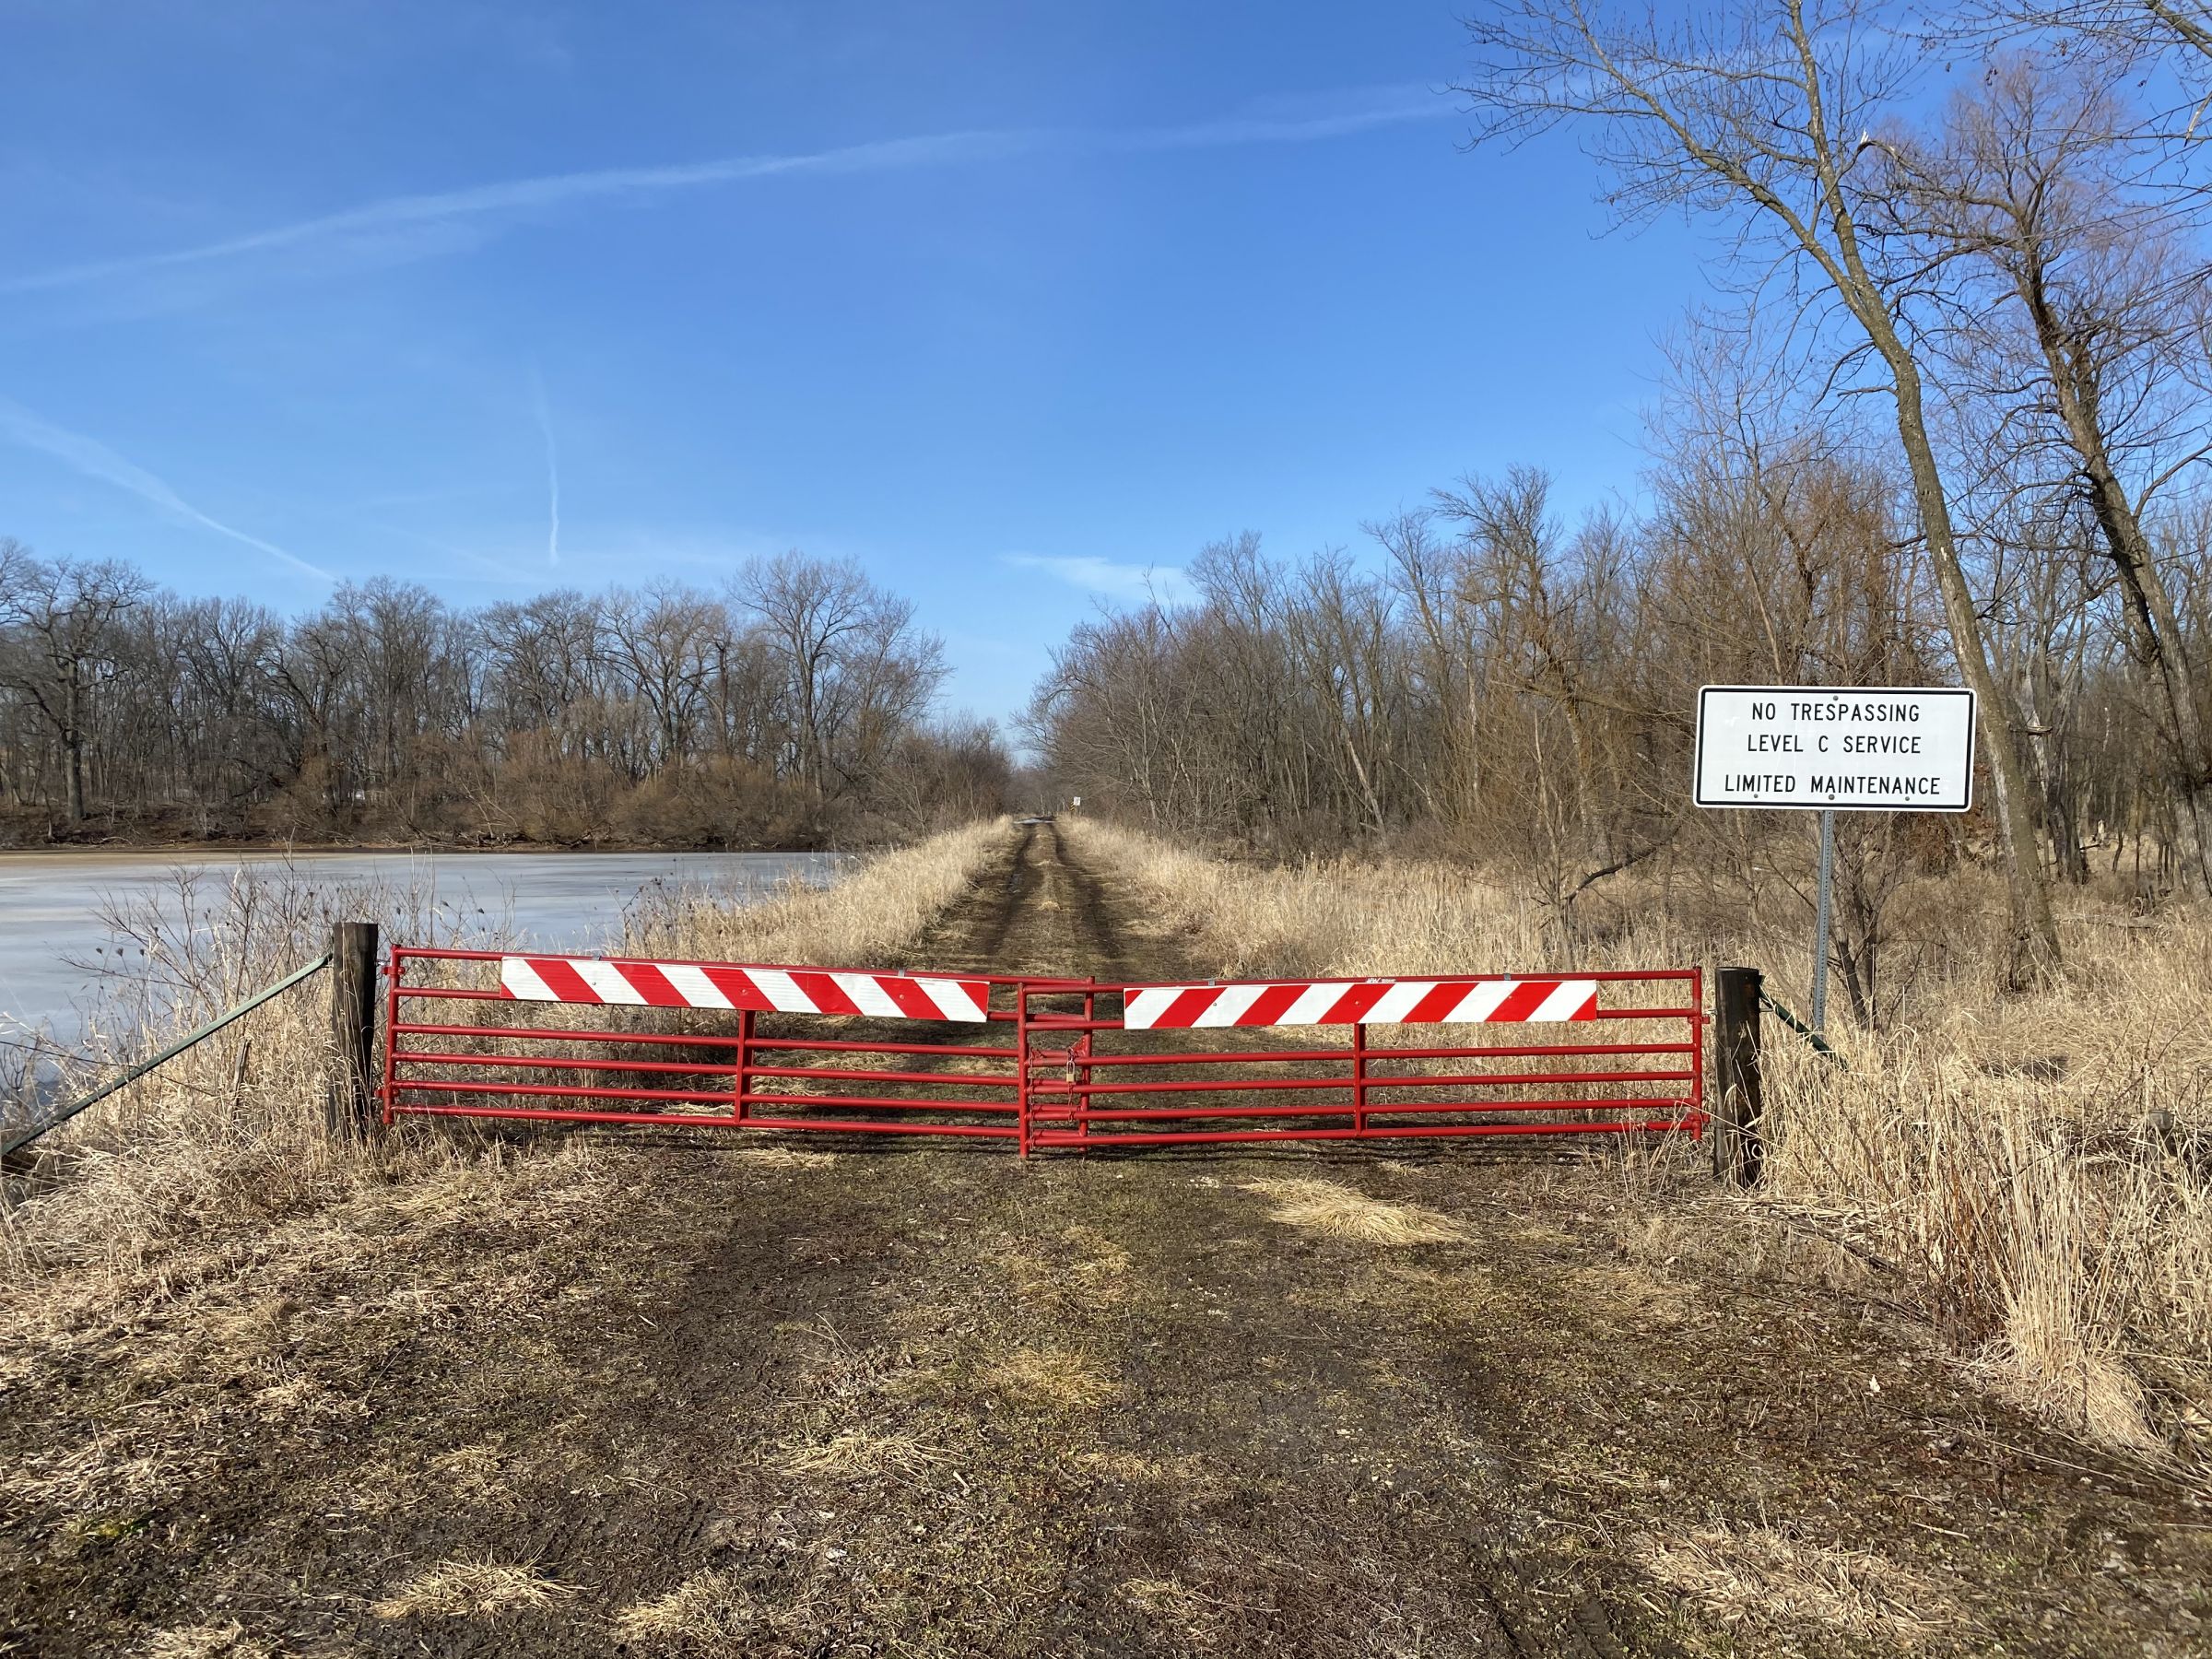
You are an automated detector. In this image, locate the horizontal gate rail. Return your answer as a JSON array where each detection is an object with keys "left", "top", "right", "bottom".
[
  {"left": 1063, "top": 1040, "right": 1695, "bottom": 1063},
  {"left": 390, "top": 1102, "right": 1019, "bottom": 1137}
]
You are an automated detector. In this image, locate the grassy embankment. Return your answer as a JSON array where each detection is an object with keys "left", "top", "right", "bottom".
[{"left": 1063, "top": 817, "right": 2212, "bottom": 1470}]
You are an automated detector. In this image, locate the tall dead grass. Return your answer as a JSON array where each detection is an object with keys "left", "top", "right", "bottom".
[
  {"left": 1065, "top": 817, "right": 2212, "bottom": 1465},
  {"left": 619, "top": 817, "right": 1006, "bottom": 967},
  {"left": 0, "top": 821, "right": 1011, "bottom": 1335},
  {"left": 1, "top": 863, "right": 453, "bottom": 1291}
]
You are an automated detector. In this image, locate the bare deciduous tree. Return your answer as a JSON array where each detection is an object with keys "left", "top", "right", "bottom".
[
  {"left": 738, "top": 552, "right": 947, "bottom": 809},
  {"left": 1453, "top": 0, "right": 2063, "bottom": 982},
  {"left": 0, "top": 544, "right": 991, "bottom": 846},
  {"left": 0, "top": 544, "right": 148, "bottom": 823},
  {"left": 1874, "top": 58, "right": 2212, "bottom": 882}
]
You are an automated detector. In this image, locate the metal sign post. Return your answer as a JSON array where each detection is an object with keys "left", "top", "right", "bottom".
[
  {"left": 1694, "top": 686, "right": 1977, "bottom": 1036},
  {"left": 1811, "top": 807, "right": 1834, "bottom": 1033}
]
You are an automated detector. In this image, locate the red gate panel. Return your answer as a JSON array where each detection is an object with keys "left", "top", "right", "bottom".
[
  {"left": 382, "top": 947, "right": 1063, "bottom": 1140},
  {"left": 1021, "top": 970, "right": 1704, "bottom": 1148}
]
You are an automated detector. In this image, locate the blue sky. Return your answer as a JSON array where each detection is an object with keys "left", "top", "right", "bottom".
[{"left": 0, "top": 1, "right": 1711, "bottom": 723}]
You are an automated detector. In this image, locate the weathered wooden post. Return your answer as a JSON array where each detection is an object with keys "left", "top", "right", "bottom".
[
  {"left": 1712, "top": 965, "right": 1763, "bottom": 1186},
  {"left": 326, "top": 921, "right": 380, "bottom": 1139}
]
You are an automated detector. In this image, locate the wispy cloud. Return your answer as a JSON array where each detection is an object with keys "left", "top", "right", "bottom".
[
  {"left": 0, "top": 396, "right": 334, "bottom": 582},
  {"left": 1, "top": 89, "right": 1446, "bottom": 302},
  {"left": 529, "top": 365, "right": 560, "bottom": 569},
  {"left": 1004, "top": 553, "right": 1191, "bottom": 606},
  {"left": 354, "top": 518, "right": 540, "bottom": 587}
]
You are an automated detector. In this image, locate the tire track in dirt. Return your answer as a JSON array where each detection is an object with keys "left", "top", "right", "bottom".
[
  {"left": 923, "top": 817, "right": 1043, "bottom": 971},
  {"left": 798, "top": 824, "right": 1574, "bottom": 1653},
  {"left": 951, "top": 826, "right": 1630, "bottom": 1653},
  {"left": 912, "top": 818, "right": 1142, "bottom": 982},
  {"left": 536, "top": 824, "right": 1555, "bottom": 1654}
]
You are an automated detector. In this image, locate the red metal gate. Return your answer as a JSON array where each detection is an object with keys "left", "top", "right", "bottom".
[{"left": 382, "top": 948, "right": 1703, "bottom": 1151}]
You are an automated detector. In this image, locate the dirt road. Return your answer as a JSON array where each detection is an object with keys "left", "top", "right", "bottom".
[{"left": 4, "top": 824, "right": 2206, "bottom": 1656}]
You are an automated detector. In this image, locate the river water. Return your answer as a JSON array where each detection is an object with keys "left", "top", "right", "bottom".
[{"left": 0, "top": 848, "right": 844, "bottom": 1053}]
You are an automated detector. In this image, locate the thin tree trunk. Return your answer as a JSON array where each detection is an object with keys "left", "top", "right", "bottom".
[
  {"left": 1773, "top": 11, "right": 2065, "bottom": 983},
  {"left": 63, "top": 667, "right": 85, "bottom": 823}
]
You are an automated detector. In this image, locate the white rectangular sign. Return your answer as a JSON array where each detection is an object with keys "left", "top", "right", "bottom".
[{"left": 1693, "top": 685, "right": 1976, "bottom": 813}]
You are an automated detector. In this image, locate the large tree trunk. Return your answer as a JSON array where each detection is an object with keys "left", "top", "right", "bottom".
[
  {"left": 2030, "top": 295, "right": 2212, "bottom": 888},
  {"left": 1881, "top": 348, "right": 2062, "bottom": 984},
  {"left": 1814, "top": 156, "right": 2063, "bottom": 983}
]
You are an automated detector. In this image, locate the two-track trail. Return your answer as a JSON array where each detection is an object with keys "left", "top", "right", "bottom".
[{"left": 3, "top": 823, "right": 2206, "bottom": 1657}]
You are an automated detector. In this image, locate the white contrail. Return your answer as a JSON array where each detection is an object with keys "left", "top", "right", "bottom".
[
  {"left": 0, "top": 395, "right": 335, "bottom": 582},
  {"left": 0, "top": 130, "right": 1015, "bottom": 298},
  {"left": 1003, "top": 553, "right": 1193, "bottom": 606},
  {"left": 0, "top": 92, "right": 1444, "bottom": 299},
  {"left": 530, "top": 366, "right": 559, "bottom": 568}
]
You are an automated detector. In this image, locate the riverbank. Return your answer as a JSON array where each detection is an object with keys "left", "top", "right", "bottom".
[{"left": 0, "top": 796, "right": 942, "bottom": 856}]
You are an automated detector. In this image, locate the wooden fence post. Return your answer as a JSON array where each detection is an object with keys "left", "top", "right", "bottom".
[
  {"left": 327, "top": 921, "right": 380, "bottom": 1139},
  {"left": 1712, "top": 965, "right": 1764, "bottom": 1187}
]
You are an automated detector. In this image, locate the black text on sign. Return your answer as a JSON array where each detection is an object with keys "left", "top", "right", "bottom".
[{"left": 1691, "top": 687, "right": 1977, "bottom": 813}]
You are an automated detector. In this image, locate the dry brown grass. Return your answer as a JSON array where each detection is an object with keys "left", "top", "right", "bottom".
[
  {"left": 732, "top": 1146, "right": 841, "bottom": 1169},
  {"left": 1758, "top": 1036, "right": 2207, "bottom": 1458},
  {"left": 1239, "top": 1176, "right": 1468, "bottom": 1245},
  {"left": 615, "top": 1569, "right": 784, "bottom": 1649},
  {"left": 621, "top": 817, "right": 1008, "bottom": 967},
  {"left": 777, "top": 1429, "right": 947, "bottom": 1479},
  {"left": 615, "top": 1571, "right": 741, "bottom": 1641},
  {"left": 0, "top": 862, "right": 448, "bottom": 1293},
  {"left": 980, "top": 1345, "right": 1122, "bottom": 1409},
  {"left": 1066, "top": 817, "right": 2212, "bottom": 1465},
  {"left": 369, "top": 1557, "right": 575, "bottom": 1619},
  {"left": 1003, "top": 1223, "right": 1134, "bottom": 1311},
  {"left": 139, "top": 1622, "right": 282, "bottom": 1659},
  {"left": 1061, "top": 1224, "right": 1133, "bottom": 1294},
  {"left": 614, "top": 1550, "right": 862, "bottom": 1655},
  {"left": 1638, "top": 1524, "right": 1958, "bottom": 1648}
]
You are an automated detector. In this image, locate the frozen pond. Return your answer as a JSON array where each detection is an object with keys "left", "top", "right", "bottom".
[{"left": 0, "top": 848, "right": 844, "bottom": 1052}]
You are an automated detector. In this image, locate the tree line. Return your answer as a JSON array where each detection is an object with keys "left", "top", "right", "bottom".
[
  {"left": 1034, "top": 0, "right": 2212, "bottom": 1002},
  {"left": 0, "top": 544, "right": 1009, "bottom": 848}
]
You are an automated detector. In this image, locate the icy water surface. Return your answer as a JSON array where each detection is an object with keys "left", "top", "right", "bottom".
[{"left": 0, "top": 848, "right": 843, "bottom": 1050}]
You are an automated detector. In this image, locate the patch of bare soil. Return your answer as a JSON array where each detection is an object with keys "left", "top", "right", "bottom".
[{"left": 3, "top": 824, "right": 2206, "bottom": 1656}]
